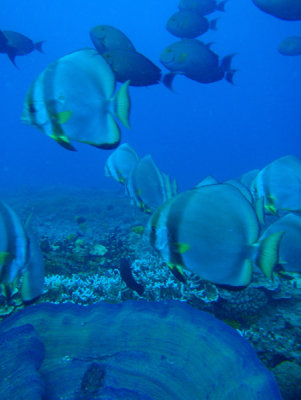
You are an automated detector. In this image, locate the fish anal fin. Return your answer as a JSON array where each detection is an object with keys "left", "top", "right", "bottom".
[
  {"left": 167, "top": 263, "right": 187, "bottom": 283},
  {"left": 50, "top": 134, "right": 77, "bottom": 151}
]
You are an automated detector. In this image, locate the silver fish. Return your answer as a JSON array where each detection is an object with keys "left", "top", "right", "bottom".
[
  {"left": 22, "top": 48, "right": 131, "bottom": 151},
  {"left": 148, "top": 184, "right": 283, "bottom": 286}
]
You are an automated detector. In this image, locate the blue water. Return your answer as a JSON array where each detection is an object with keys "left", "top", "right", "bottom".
[{"left": 1, "top": 0, "right": 300, "bottom": 192}]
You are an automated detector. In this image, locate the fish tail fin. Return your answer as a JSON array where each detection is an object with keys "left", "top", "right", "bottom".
[
  {"left": 209, "top": 18, "right": 218, "bottom": 31},
  {"left": 254, "top": 196, "right": 265, "bottom": 225},
  {"left": 20, "top": 263, "right": 44, "bottom": 302},
  {"left": 35, "top": 40, "right": 45, "bottom": 53},
  {"left": 225, "top": 70, "right": 237, "bottom": 84},
  {"left": 163, "top": 72, "right": 178, "bottom": 91},
  {"left": 221, "top": 53, "right": 236, "bottom": 72},
  {"left": 217, "top": 0, "right": 227, "bottom": 11},
  {"left": 114, "top": 80, "right": 131, "bottom": 129},
  {"left": 222, "top": 54, "right": 238, "bottom": 85},
  {"left": 103, "top": 113, "right": 121, "bottom": 148},
  {"left": 21, "top": 233, "right": 44, "bottom": 302},
  {"left": 256, "top": 231, "right": 284, "bottom": 280}
]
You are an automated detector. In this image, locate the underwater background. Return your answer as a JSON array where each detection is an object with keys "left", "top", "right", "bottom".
[
  {"left": 1, "top": 0, "right": 300, "bottom": 191},
  {"left": 0, "top": 1, "right": 301, "bottom": 399}
]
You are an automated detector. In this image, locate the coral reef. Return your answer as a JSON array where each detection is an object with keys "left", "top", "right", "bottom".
[
  {"left": 0, "top": 186, "right": 300, "bottom": 397},
  {"left": 272, "top": 361, "right": 301, "bottom": 400}
]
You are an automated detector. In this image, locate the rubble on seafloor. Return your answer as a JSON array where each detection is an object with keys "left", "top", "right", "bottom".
[{"left": 0, "top": 187, "right": 300, "bottom": 400}]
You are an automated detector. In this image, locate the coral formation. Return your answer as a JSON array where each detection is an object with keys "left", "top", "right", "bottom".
[{"left": 0, "top": 187, "right": 300, "bottom": 396}]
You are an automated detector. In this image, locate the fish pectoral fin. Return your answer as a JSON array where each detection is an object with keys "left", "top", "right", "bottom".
[
  {"left": 179, "top": 52, "right": 187, "bottom": 63},
  {"left": 174, "top": 242, "right": 190, "bottom": 254},
  {"left": 113, "top": 80, "right": 131, "bottom": 129},
  {"left": 52, "top": 110, "right": 73, "bottom": 124},
  {"left": 256, "top": 231, "right": 285, "bottom": 279}
]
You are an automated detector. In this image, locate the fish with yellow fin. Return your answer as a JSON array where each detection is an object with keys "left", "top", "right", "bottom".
[
  {"left": 126, "top": 155, "right": 177, "bottom": 214},
  {"left": 251, "top": 155, "right": 301, "bottom": 215},
  {"left": 22, "top": 48, "right": 131, "bottom": 151},
  {"left": 105, "top": 143, "right": 139, "bottom": 184},
  {"left": 261, "top": 213, "right": 301, "bottom": 273},
  {"left": 160, "top": 39, "right": 235, "bottom": 89},
  {"left": 148, "top": 184, "right": 283, "bottom": 286}
]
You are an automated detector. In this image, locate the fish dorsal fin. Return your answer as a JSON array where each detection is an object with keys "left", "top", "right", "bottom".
[{"left": 256, "top": 231, "right": 284, "bottom": 279}]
